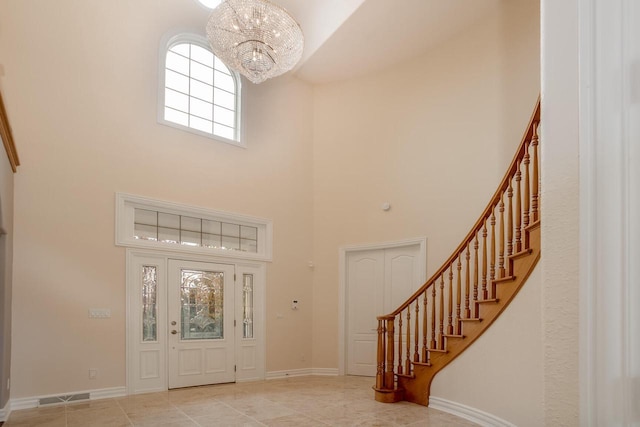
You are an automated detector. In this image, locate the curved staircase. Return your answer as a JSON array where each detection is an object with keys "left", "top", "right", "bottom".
[{"left": 373, "top": 98, "right": 541, "bottom": 406}]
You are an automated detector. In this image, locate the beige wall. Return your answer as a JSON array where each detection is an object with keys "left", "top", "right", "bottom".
[
  {"left": 0, "top": 139, "right": 15, "bottom": 408},
  {"left": 311, "top": 0, "right": 540, "bottom": 369},
  {"left": 0, "top": 0, "right": 314, "bottom": 397},
  {"left": 431, "top": 264, "right": 544, "bottom": 426},
  {"left": 0, "top": 0, "right": 545, "bottom": 413}
]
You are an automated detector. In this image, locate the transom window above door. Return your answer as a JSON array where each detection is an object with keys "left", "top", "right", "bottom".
[
  {"left": 158, "top": 34, "right": 242, "bottom": 146},
  {"left": 134, "top": 208, "right": 258, "bottom": 253},
  {"left": 116, "top": 193, "right": 272, "bottom": 261}
]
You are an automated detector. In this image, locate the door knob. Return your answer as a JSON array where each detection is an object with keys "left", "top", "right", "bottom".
[
  {"left": 171, "top": 330, "right": 177, "bottom": 335},
  {"left": 171, "top": 321, "right": 177, "bottom": 326}
]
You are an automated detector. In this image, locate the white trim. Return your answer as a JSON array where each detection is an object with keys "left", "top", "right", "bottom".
[
  {"left": 578, "top": 0, "right": 639, "bottom": 425},
  {"left": 157, "top": 29, "right": 244, "bottom": 147},
  {"left": 428, "top": 396, "right": 517, "bottom": 427},
  {"left": 126, "top": 248, "right": 266, "bottom": 395},
  {"left": 7, "top": 387, "right": 126, "bottom": 413},
  {"left": 89, "top": 387, "right": 127, "bottom": 400},
  {"left": 311, "top": 368, "right": 339, "bottom": 376},
  {"left": 578, "top": 0, "right": 596, "bottom": 424},
  {"left": 338, "top": 237, "right": 427, "bottom": 375},
  {"left": 265, "top": 368, "right": 339, "bottom": 380},
  {"left": 115, "top": 193, "right": 273, "bottom": 262},
  {"left": 0, "top": 400, "right": 10, "bottom": 422},
  {"left": 266, "top": 369, "right": 314, "bottom": 379}
]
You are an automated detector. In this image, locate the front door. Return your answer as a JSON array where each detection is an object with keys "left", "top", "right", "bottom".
[{"left": 168, "top": 259, "right": 235, "bottom": 388}]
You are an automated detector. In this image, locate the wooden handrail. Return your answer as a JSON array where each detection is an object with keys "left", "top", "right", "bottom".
[
  {"left": 0, "top": 90, "right": 19, "bottom": 173},
  {"left": 384, "top": 97, "right": 540, "bottom": 317}
]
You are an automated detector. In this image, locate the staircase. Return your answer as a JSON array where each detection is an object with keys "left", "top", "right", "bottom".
[{"left": 373, "top": 98, "right": 541, "bottom": 406}]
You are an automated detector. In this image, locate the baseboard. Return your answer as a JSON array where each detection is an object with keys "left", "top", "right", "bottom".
[
  {"left": 9, "top": 386, "right": 127, "bottom": 412},
  {"left": 428, "top": 396, "right": 516, "bottom": 427},
  {"left": 0, "top": 399, "right": 10, "bottom": 422},
  {"left": 310, "top": 368, "right": 339, "bottom": 376},
  {"left": 266, "top": 368, "right": 339, "bottom": 380}
]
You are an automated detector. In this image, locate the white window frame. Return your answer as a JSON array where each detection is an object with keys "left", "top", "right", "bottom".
[
  {"left": 157, "top": 31, "right": 244, "bottom": 148},
  {"left": 115, "top": 193, "right": 272, "bottom": 261}
]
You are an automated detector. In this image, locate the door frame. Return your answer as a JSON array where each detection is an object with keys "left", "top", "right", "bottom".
[
  {"left": 338, "top": 237, "right": 427, "bottom": 376},
  {"left": 125, "top": 248, "right": 266, "bottom": 395}
]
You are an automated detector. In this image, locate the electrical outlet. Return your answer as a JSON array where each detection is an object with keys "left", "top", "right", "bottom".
[{"left": 89, "top": 369, "right": 98, "bottom": 379}]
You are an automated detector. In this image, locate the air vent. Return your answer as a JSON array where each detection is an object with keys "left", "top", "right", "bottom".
[{"left": 39, "top": 393, "right": 90, "bottom": 406}]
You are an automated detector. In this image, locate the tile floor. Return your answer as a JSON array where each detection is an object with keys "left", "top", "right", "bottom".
[{"left": 4, "top": 376, "right": 478, "bottom": 426}]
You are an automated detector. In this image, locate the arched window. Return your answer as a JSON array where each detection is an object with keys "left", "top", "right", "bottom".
[{"left": 159, "top": 35, "right": 242, "bottom": 146}]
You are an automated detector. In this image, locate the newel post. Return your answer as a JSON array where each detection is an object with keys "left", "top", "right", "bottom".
[
  {"left": 375, "top": 317, "right": 385, "bottom": 389},
  {"left": 383, "top": 315, "right": 396, "bottom": 389}
]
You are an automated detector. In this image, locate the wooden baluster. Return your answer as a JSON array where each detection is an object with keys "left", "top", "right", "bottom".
[
  {"left": 447, "top": 266, "right": 454, "bottom": 335},
  {"left": 499, "top": 194, "right": 505, "bottom": 278},
  {"left": 523, "top": 140, "right": 531, "bottom": 230},
  {"left": 531, "top": 122, "right": 540, "bottom": 222},
  {"left": 465, "top": 245, "right": 471, "bottom": 319},
  {"left": 406, "top": 309, "right": 411, "bottom": 374},
  {"left": 431, "top": 284, "right": 437, "bottom": 349},
  {"left": 414, "top": 300, "right": 420, "bottom": 363},
  {"left": 482, "top": 220, "right": 488, "bottom": 300},
  {"left": 397, "top": 314, "right": 403, "bottom": 375},
  {"left": 376, "top": 318, "right": 385, "bottom": 389},
  {"left": 422, "top": 292, "right": 428, "bottom": 362},
  {"left": 456, "top": 257, "right": 462, "bottom": 335},
  {"left": 507, "top": 179, "right": 514, "bottom": 257},
  {"left": 385, "top": 317, "right": 395, "bottom": 388},
  {"left": 473, "top": 233, "right": 479, "bottom": 318},
  {"left": 490, "top": 210, "right": 496, "bottom": 298},
  {"left": 438, "top": 275, "right": 445, "bottom": 349},
  {"left": 515, "top": 162, "right": 522, "bottom": 253}
]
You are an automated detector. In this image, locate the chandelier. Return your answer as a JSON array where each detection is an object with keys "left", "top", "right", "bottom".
[{"left": 206, "top": 0, "right": 304, "bottom": 84}]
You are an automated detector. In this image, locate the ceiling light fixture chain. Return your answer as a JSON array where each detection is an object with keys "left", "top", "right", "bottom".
[{"left": 206, "top": 0, "right": 304, "bottom": 84}]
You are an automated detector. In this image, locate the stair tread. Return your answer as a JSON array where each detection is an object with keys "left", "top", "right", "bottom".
[
  {"left": 412, "top": 361, "right": 432, "bottom": 367},
  {"left": 526, "top": 219, "right": 541, "bottom": 230},
  {"left": 443, "top": 334, "right": 465, "bottom": 338},
  {"left": 396, "top": 373, "right": 415, "bottom": 379},
  {"left": 494, "top": 275, "right": 516, "bottom": 283},
  {"left": 511, "top": 248, "right": 533, "bottom": 259},
  {"left": 476, "top": 298, "right": 499, "bottom": 303},
  {"left": 460, "top": 317, "right": 482, "bottom": 322},
  {"left": 427, "top": 348, "right": 448, "bottom": 353}
]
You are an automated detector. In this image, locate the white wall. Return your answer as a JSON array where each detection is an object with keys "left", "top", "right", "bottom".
[
  {"left": 540, "top": 0, "right": 580, "bottom": 424},
  {"left": 0, "top": 0, "right": 314, "bottom": 398},
  {"left": 311, "top": 0, "right": 540, "bottom": 371}
]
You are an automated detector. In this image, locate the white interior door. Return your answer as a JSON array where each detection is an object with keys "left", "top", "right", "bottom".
[
  {"left": 346, "top": 244, "right": 422, "bottom": 376},
  {"left": 168, "top": 259, "right": 235, "bottom": 388}
]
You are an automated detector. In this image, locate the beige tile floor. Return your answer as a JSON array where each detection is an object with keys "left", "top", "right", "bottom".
[{"left": 4, "top": 376, "right": 478, "bottom": 426}]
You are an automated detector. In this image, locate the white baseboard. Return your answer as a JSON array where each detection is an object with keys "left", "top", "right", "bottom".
[
  {"left": 429, "top": 396, "right": 516, "bottom": 427},
  {"left": 266, "top": 368, "right": 339, "bottom": 380},
  {"left": 310, "top": 368, "right": 339, "bottom": 376},
  {"left": 8, "top": 386, "right": 127, "bottom": 413},
  {"left": 0, "top": 399, "right": 11, "bottom": 422}
]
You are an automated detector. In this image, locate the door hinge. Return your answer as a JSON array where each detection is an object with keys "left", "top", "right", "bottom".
[
  {"left": 234, "top": 319, "right": 236, "bottom": 327},
  {"left": 234, "top": 273, "right": 236, "bottom": 281},
  {"left": 234, "top": 365, "right": 237, "bottom": 372}
]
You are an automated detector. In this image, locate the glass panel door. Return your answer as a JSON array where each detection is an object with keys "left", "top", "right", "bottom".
[{"left": 168, "top": 260, "right": 235, "bottom": 388}]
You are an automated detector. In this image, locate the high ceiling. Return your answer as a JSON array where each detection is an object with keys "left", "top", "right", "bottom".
[{"left": 273, "top": 0, "right": 502, "bottom": 84}]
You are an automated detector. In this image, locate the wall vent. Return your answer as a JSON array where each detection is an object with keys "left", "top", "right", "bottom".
[{"left": 39, "top": 393, "right": 90, "bottom": 406}]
